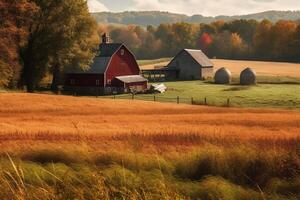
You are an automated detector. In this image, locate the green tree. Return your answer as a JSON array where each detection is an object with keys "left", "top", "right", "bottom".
[
  {"left": 253, "top": 20, "right": 273, "bottom": 59},
  {"left": 48, "top": 0, "right": 99, "bottom": 91},
  {"left": 199, "top": 23, "right": 217, "bottom": 34},
  {"left": 223, "top": 19, "right": 258, "bottom": 54},
  {"left": 209, "top": 31, "right": 232, "bottom": 58},
  {"left": 155, "top": 23, "right": 177, "bottom": 57},
  {"left": 290, "top": 25, "right": 300, "bottom": 62},
  {"left": 19, "top": 0, "right": 98, "bottom": 92}
]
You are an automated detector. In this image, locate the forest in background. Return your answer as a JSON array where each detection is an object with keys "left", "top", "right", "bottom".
[
  {"left": 100, "top": 19, "right": 300, "bottom": 62},
  {"left": 1, "top": 0, "right": 300, "bottom": 92}
]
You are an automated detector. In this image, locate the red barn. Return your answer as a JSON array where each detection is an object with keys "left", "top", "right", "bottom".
[{"left": 65, "top": 34, "right": 148, "bottom": 95}]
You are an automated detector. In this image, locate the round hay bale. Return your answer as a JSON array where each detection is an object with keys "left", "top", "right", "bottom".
[
  {"left": 240, "top": 68, "right": 256, "bottom": 85},
  {"left": 214, "top": 67, "right": 232, "bottom": 84}
]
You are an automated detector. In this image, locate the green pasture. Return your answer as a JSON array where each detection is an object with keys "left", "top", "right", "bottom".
[{"left": 109, "top": 77, "right": 300, "bottom": 109}]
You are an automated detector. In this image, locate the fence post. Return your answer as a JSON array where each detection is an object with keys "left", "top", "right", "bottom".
[
  {"left": 227, "top": 98, "right": 230, "bottom": 107},
  {"left": 191, "top": 97, "right": 194, "bottom": 105},
  {"left": 177, "top": 96, "right": 180, "bottom": 104},
  {"left": 154, "top": 95, "right": 156, "bottom": 102},
  {"left": 204, "top": 97, "right": 207, "bottom": 105}
]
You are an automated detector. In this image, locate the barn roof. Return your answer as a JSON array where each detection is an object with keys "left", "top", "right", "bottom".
[
  {"left": 115, "top": 75, "right": 147, "bottom": 83},
  {"left": 184, "top": 49, "right": 213, "bottom": 67},
  {"left": 88, "top": 57, "right": 111, "bottom": 73},
  {"left": 99, "top": 43, "right": 123, "bottom": 57},
  {"left": 67, "top": 43, "right": 123, "bottom": 74}
]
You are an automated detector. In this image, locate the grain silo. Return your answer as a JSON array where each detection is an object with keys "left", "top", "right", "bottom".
[
  {"left": 214, "top": 67, "right": 232, "bottom": 84},
  {"left": 240, "top": 68, "right": 256, "bottom": 85}
]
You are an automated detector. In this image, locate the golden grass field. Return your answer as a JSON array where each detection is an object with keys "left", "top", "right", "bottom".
[
  {"left": 1, "top": 93, "right": 300, "bottom": 152},
  {"left": 1, "top": 93, "right": 300, "bottom": 199},
  {"left": 140, "top": 58, "right": 300, "bottom": 77}
]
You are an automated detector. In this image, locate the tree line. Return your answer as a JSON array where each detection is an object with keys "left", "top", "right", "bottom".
[
  {"left": 1, "top": 1, "right": 300, "bottom": 91},
  {"left": 0, "top": 0, "right": 98, "bottom": 92},
  {"left": 100, "top": 19, "right": 300, "bottom": 62}
]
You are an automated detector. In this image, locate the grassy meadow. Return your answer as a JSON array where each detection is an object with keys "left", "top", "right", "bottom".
[
  {"left": 110, "top": 79, "right": 300, "bottom": 108},
  {"left": 0, "top": 93, "right": 300, "bottom": 199},
  {"left": 135, "top": 58, "right": 300, "bottom": 108}
]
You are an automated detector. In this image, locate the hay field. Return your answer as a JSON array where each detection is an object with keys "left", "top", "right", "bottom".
[
  {"left": 213, "top": 59, "right": 300, "bottom": 77},
  {"left": 1, "top": 93, "right": 300, "bottom": 146},
  {"left": 1, "top": 93, "right": 300, "bottom": 199},
  {"left": 139, "top": 58, "right": 300, "bottom": 77}
]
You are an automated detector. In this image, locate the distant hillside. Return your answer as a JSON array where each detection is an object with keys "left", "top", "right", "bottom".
[{"left": 92, "top": 10, "right": 300, "bottom": 26}]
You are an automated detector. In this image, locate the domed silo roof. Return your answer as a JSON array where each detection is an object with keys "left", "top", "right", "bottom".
[
  {"left": 240, "top": 68, "right": 256, "bottom": 85},
  {"left": 214, "top": 67, "right": 232, "bottom": 84}
]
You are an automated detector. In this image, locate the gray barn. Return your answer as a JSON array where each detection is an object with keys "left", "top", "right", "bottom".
[{"left": 166, "top": 49, "right": 214, "bottom": 80}]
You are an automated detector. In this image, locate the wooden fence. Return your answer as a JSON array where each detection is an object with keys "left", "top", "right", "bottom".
[{"left": 100, "top": 94, "right": 232, "bottom": 107}]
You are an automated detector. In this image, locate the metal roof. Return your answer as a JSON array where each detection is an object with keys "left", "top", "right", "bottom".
[
  {"left": 67, "top": 43, "right": 123, "bottom": 74},
  {"left": 184, "top": 49, "right": 213, "bottom": 67},
  {"left": 89, "top": 57, "right": 111, "bottom": 73},
  {"left": 115, "top": 75, "right": 147, "bottom": 83},
  {"left": 99, "top": 43, "right": 123, "bottom": 57},
  {"left": 67, "top": 57, "right": 111, "bottom": 74}
]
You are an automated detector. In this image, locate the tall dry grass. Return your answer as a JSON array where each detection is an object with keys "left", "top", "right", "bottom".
[
  {"left": 0, "top": 93, "right": 299, "bottom": 148},
  {"left": 0, "top": 93, "right": 300, "bottom": 199}
]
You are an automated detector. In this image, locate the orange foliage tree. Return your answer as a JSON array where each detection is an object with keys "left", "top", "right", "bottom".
[
  {"left": 0, "top": 0, "right": 37, "bottom": 87},
  {"left": 198, "top": 33, "right": 213, "bottom": 54}
]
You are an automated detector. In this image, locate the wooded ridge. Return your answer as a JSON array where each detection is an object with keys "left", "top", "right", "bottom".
[{"left": 92, "top": 10, "right": 300, "bottom": 26}]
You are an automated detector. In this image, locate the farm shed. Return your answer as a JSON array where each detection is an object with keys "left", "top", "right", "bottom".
[
  {"left": 142, "top": 49, "right": 214, "bottom": 81},
  {"left": 240, "top": 68, "right": 256, "bottom": 85},
  {"left": 113, "top": 75, "right": 148, "bottom": 93},
  {"left": 166, "top": 49, "right": 214, "bottom": 80},
  {"left": 65, "top": 33, "right": 147, "bottom": 95},
  {"left": 214, "top": 67, "right": 232, "bottom": 84}
]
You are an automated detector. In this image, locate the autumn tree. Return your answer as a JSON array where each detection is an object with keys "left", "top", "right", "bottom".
[
  {"left": 155, "top": 23, "right": 177, "bottom": 57},
  {"left": 209, "top": 31, "right": 232, "bottom": 58},
  {"left": 290, "top": 25, "right": 300, "bottom": 62},
  {"left": 270, "top": 20, "right": 297, "bottom": 60},
  {"left": 0, "top": 0, "right": 37, "bottom": 88},
  {"left": 223, "top": 19, "right": 258, "bottom": 54},
  {"left": 253, "top": 20, "right": 273, "bottom": 59},
  {"left": 98, "top": 19, "right": 300, "bottom": 62},
  {"left": 172, "top": 23, "right": 196, "bottom": 50},
  {"left": 198, "top": 33, "right": 213, "bottom": 55},
  {"left": 199, "top": 23, "right": 217, "bottom": 34},
  {"left": 230, "top": 33, "right": 247, "bottom": 58}
]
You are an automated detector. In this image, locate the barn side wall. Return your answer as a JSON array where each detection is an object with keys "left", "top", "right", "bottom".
[
  {"left": 201, "top": 67, "right": 214, "bottom": 79},
  {"left": 105, "top": 47, "right": 140, "bottom": 85},
  {"left": 112, "top": 79, "right": 148, "bottom": 93},
  {"left": 65, "top": 74, "right": 104, "bottom": 87},
  {"left": 125, "top": 81, "right": 148, "bottom": 90}
]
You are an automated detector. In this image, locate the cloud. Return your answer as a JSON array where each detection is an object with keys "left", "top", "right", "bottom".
[
  {"left": 87, "top": 0, "right": 109, "bottom": 13},
  {"left": 130, "top": 0, "right": 300, "bottom": 16}
]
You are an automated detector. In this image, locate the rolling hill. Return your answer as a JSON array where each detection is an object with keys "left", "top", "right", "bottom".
[{"left": 92, "top": 10, "right": 300, "bottom": 26}]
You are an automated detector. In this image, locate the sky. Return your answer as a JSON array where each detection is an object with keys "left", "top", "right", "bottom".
[{"left": 87, "top": 0, "right": 300, "bottom": 16}]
